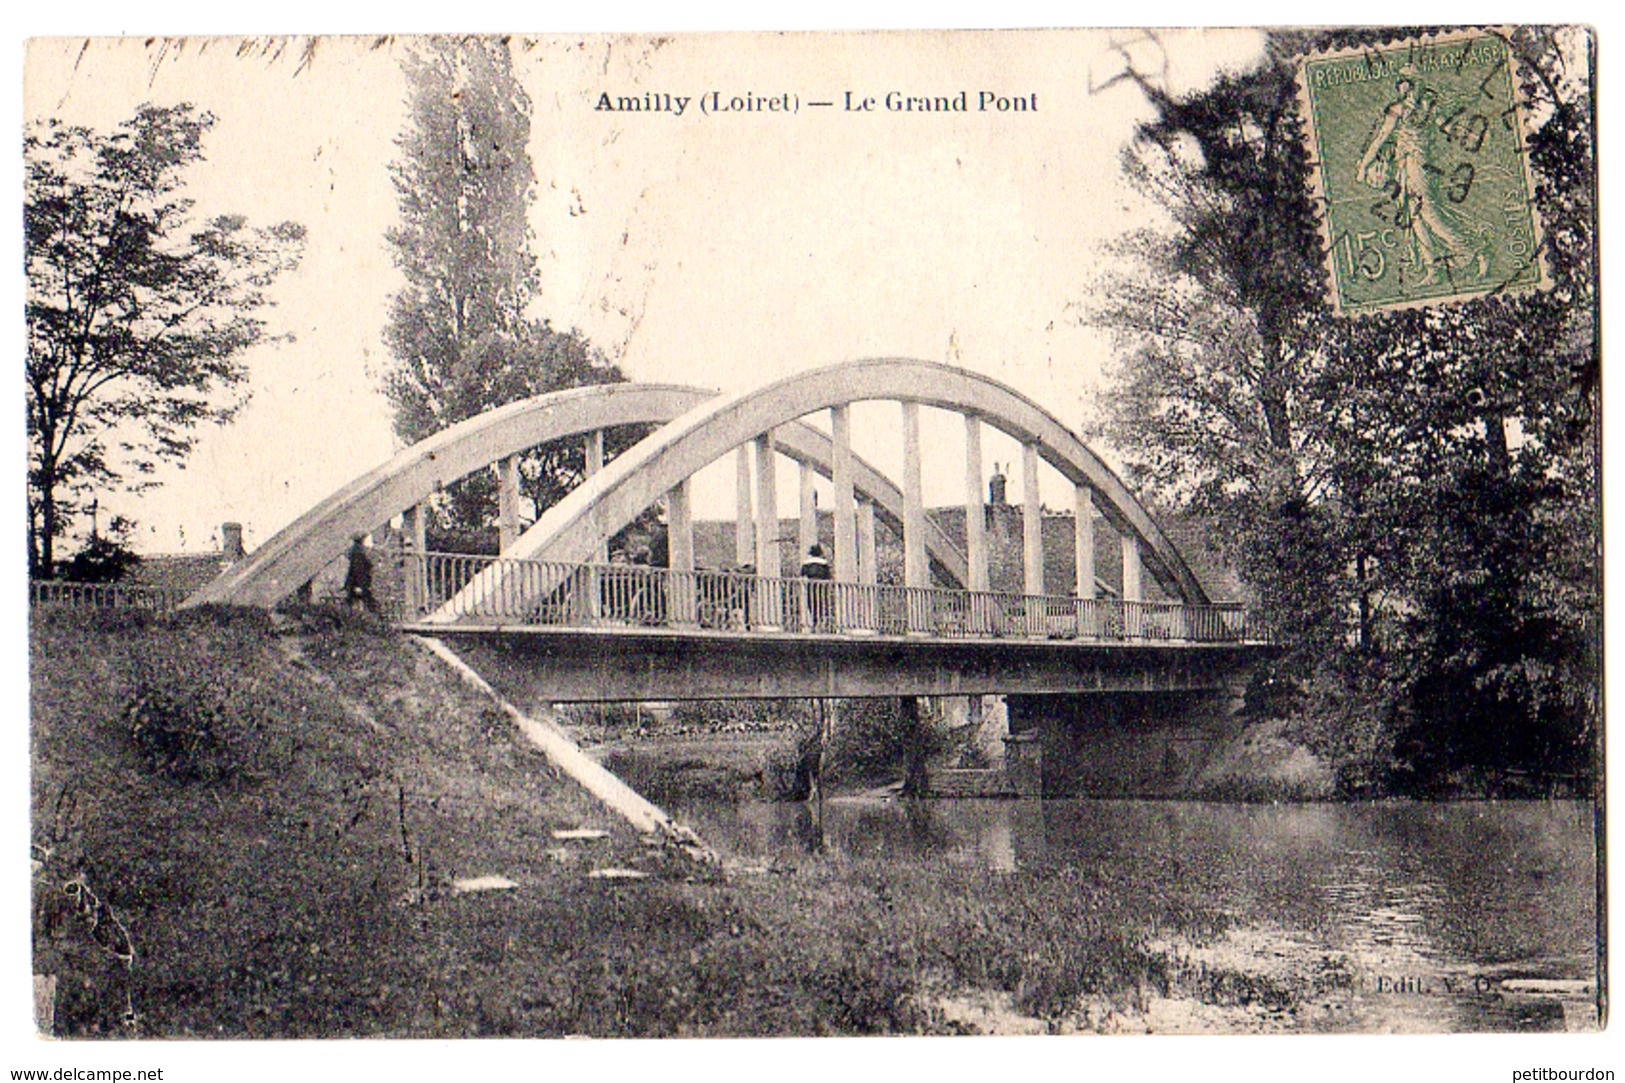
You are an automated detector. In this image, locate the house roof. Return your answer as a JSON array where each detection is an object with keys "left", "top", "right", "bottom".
[{"left": 123, "top": 552, "right": 232, "bottom": 595}]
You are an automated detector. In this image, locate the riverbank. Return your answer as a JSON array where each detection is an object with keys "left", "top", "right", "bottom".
[
  {"left": 583, "top": 715, "right": 1338, "bottom": 804},
  {"left": 595, "top": 732, "right": 797, "bottom": 803},
  {"left": 30, "top": 609, "right": 1590, "bottom": 1035}
]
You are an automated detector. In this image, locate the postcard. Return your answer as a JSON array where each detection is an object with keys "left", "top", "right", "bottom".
[{"left": 22, "top": 26, "right": 1601, "bottom": 1062}]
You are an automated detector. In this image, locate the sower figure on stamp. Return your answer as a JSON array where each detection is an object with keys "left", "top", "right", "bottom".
[
  {"left": 1356, "top": 77, "right": 1495, "bottom": 285},
  {"left": 344, "top": 534, "right": 378, "bottom": 613}
]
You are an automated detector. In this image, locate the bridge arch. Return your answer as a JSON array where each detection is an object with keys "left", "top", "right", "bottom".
[
  {"left": 185, "top": 381, "right": 972, "bottom": 609},
  {"left": 454, "top": 358, "right": 1210, "bottom": 611}
]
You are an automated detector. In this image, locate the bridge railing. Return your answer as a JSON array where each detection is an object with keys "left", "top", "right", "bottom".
[
  {"left": 410, "top": 552, "right": 1261, "bottom": 644},
  {"left": 29, "top": 580, "right": 189, "bottom": 613}
]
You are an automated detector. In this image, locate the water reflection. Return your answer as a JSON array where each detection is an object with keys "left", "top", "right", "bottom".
[{"left": 675, "top": 797, "right": 1598, "bottom": 1030}]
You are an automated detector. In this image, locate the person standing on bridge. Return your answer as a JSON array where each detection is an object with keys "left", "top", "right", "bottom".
[
  {"left": 730, "top": 564, "right": 755, "bottom": 630},
  {"left": 801, "top": 544, "right": 832, "bottom": 632},
  {"left": 343, "top": 534, "right": 378, "bottom": 614}
]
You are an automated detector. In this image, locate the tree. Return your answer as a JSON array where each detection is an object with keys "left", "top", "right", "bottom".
[
  {"left": 1092, "top": 29, "right": 1597, "bottom": 793},
  {"left": 26, "top": 103, "right": 304, "bottom": 577},
  {"left": 383, "top": 38, "right": 634, "bottom": 539},
  {"left": 423, "top": 326, "right": 644, "bottom": 540},
  {"left": 1093, "top": 32, "right": 1361, "bottom": 666}
]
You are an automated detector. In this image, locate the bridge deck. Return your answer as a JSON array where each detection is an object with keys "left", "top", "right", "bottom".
[
  {"left": 403, "top": 618, "right": 1266, "bottom": 652},
  {"left": 394, "top": 553, "right": 1268, "bottom": 701},
  {"left": 405, "top": 615, "right": 1269, "bottom": 704}
]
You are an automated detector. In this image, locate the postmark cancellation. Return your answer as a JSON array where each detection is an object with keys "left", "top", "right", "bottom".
[{"left": 1296, "top": 30, "right": 1551, "bottom": 316}]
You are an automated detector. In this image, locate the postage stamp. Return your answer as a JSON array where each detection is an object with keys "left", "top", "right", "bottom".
[{"left": 1296, "top": 30, "right": 1550, "bottom": 316}]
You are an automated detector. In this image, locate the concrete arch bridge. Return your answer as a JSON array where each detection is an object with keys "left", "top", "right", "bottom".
[{"left": 186, "top": 359, "right": 1268, "bottom": 715}]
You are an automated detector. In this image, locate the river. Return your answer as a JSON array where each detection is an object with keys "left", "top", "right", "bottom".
[{"left": 674, "top": 796, "right": 1601, "bottom": 1032}]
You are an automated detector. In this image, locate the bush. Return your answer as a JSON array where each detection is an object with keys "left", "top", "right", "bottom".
[
  {"left": 121, "top": 674, "right": 293, "bottom": 787},
  {"left": 823, "top": 699, "right": 945, "bottom": 788},
  {"left": 108, "top": 614, "right": 294, "bottom": 786},
  {"left": 57, "top": 534, "right": 142, "bottom": 583},
  {"left": 125, "top": 687, "right": 237, "bottom": 783}
]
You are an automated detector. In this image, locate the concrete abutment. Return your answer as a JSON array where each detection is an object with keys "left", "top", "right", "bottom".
[{"left": 1006, "top": 676, "right": 1251, "bottom": 797}]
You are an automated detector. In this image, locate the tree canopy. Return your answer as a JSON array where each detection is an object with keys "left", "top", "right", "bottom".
[
  {"left": 383, "top": 38, "right": 635, "bottom": 539},
  {"left": 1093, "top": 28, "right": 1596, "bottom": 795},
  {"left": 25, "top": 102, "right": 305, "bottom": 577}
]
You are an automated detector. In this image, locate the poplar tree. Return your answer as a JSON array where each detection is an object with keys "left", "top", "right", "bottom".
[{"left": 383, "top": 38, "right": 631, "bottom": 539}]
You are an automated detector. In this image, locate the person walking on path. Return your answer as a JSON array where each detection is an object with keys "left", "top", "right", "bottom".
[{"left": 343, "top": 534, "right": 378, "bottom": 613}]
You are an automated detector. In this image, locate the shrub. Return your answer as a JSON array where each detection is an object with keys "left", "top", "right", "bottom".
[
  {"left": 125, "top": 687, "right": 237, "bottom": 783},
  {"left": 57, "top": 534, "right": 142, "bottom": 583}
]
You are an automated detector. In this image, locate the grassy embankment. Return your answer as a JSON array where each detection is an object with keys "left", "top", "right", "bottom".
[{"left": 31, "top": 607, "right": 1327, "bottom": 1037}]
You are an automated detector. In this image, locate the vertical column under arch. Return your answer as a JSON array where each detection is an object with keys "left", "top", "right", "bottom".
[
  {"left": 1022, "top": 441, "right": 1044, "bottom": 596},
  {"left": 667, "top": 479, "right": 695, "bottom": 627},
  {"left": 584, "top": 430, "right": 606, "bottom": 620},
  {"left": 734, "top": 447, "right": 754, "bottom": 569},
  {"left": 857, "top": 500, "right": 877, "bottom": 585},
  {"left": 901, "top": 402, "right": 926, "bottom": 590},
  {"left": 964, "top": 414, "right": 988, "bottom": 593},
  {"left": 1122, "top": 533, "right": 1142, "bottom": 602},
  {"left": 798, "top": 462, "right": 818, "bottom": 561},
  {"left": 402, "top": 503, "right": 427, "bottom": 617},
  {"left": 1074, "top": 483, "right": 1096, "bottom": 638},
  {"left": 754, "top": 431, "right": 783, "bottom": 629},
  {"left": 902, "top": 402, "right": 927, "bottom": 634},
  {"left": 1074, "top": 485, "right": 1095, "bottom": 600},
  {"left": 856, "top": 497, "right": 879, "bottom": 633},
  {"left": 831, "top": 404, "right": 856, "bottom": 583},
  {"left": 498, "top": 454, "right": 521, "bottom": 551},
  {"left": 797, "top": 462, "right": 819, "bottom": 633}
]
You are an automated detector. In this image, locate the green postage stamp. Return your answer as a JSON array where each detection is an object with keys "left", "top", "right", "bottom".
[{"left": 1297, "top": 31, "right": 1550, "bottom": 316}]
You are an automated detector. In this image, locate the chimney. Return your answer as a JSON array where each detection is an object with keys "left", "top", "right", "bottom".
[
  {"left": 221, "top": 522, "right": 245, "bottom": 560},
  {"left": 989, "top": 465, "right": 1007, "bottom": 506}
]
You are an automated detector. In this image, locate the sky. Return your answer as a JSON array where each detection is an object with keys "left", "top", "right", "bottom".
[{"left": 23, "top": 29, "right": 1268, "bottom": 554}]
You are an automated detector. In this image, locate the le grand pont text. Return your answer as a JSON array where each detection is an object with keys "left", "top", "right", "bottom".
[{"left": 593, "top": 90, "right": 1040, "bottom": 117}]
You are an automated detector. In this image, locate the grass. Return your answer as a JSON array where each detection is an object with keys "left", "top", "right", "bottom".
[{"left": 31, "top": 605, "right": 1292, "bottom": 1037}]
